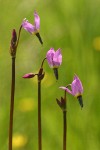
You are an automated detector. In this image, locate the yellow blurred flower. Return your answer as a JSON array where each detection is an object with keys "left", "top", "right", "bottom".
[
  {"left": 13, "top": 134, "right": 27, "bottom": 148},
  {"left": 18, "top": 98, "right": 36, "bottom": 112},
  {"left": 93, "top": 37, "right": 100, "bottom": 51}
]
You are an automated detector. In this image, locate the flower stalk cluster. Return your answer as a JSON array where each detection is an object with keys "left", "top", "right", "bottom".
[
  {"left": 23, "top": 58, "right": 45, "bottom": 150},
  {"left": 9, "top": 26, "right": 22, "bottom": 150},
  {"left": 9, "top": 10, "right": 84, "bottom": 150}
]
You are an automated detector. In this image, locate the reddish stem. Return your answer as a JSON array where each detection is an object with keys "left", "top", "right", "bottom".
[
  {"left": 38, "top": 80, "right": 42, "bottom": 150},
  {"left": 9, "top": 57, "right": 15, "bottom": 150},
  {"left": 63, "top": 91, "right": 67, "bottom": 150}
]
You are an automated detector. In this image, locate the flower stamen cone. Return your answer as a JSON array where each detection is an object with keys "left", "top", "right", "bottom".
[
  {"left": 77, "top": 95, "right": 83, "bottom": 108},
  {"left": 53, "top": 68, "right": 58, "bottom": 80},
  {"left": 35, "top": 32, "right": 43, "bottom": 45}
]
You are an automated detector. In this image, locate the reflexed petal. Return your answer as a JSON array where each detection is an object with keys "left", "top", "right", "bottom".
[
  {"left": 72, "top": 75, "right": 83, "bottom": 96},
  {"left": 22, "top": 19, "right": 35, "bottom": 34},
  {"left": 74, "top": 75, "right": 83, "bottom": 93},
  {"left": 59, "top": 86, "right": 73, "bottom": 95},
  {"left": 34, "top": 11, "right": 40, "bottom": 30},
  {"left": 71, "top": 80, "right": 80, "bottom": 96},
  {"left": 46, "top": 48, "right": 62, "bottom": 68},
  {"left": 46, "top": 48, "right": 55, "bottom": 67},
  {"left": 54, "top": 49, "right": 62, "bottom": 62},
  {"left": 53, "top": 48, "right": 62, "bottom": 66}
]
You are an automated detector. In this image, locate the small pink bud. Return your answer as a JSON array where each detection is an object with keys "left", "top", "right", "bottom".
[{"left": 23, "top": 73, "right": 36, "bottom": 79}]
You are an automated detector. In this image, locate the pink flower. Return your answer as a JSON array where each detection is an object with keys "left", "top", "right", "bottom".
[
  {"left": 22, "top": 11, "right": 40, "bottom": 34},
  {"left": 46, "top": 48, "right": 62, "bottom": 68},
  {"left": 60, "top": 75, "right": 83, "bottom": 108},
  {"left": 46, "top": 48, "right": 62, "bottom": 80},
  {"left": 22, "top": 11, "right": 43, "bottom": 44}
]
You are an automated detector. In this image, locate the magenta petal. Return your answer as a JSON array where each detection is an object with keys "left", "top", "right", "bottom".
[
  {"left": 46, "top": 48, "right": 55, "bottom": 68},
  {"left": 74, "top": 75, "right": 83, "bottom": 92},
  {"left": 34, "top": 11, "right": 40, "bottom": 30},
  {"left": 46, "top": 48, "right": 62, "bottom": 68},
  {"left": 53, "top": 48, "right": 62, "bottom": 66},
  {"left": 71, "top": 75, "right": 83, "bottom": 96},
  {"left": 59, "top": 86, "right": 73, "bottom": 95},
  {"left": 23, "top": 73, "right": 35, "bottom": 79},
  {"left": 71, "top": 80, "right": 79, "bottom": 96},
  {"left": 22, "top": 19, "right": 35, "bottom": 34}
]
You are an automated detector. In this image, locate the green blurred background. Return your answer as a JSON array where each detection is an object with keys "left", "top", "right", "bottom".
[{"left": 0, "top": 0, "right": 100, "bottom": 150}]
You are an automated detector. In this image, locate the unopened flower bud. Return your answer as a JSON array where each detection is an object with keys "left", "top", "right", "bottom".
[
  {"left": 10, "top": 29, "right": 17, "bottom": 57},
  {"left": 56, "top": 97, "right": 66, "bottom": 111},
  {"left": 23, "top": 73, "right": 36, "bottom": 79}
]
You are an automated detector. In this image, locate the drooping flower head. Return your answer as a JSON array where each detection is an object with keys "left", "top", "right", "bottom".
[
  {"left": 22, "top": 11, "right": 43, "bottom": 44},
  {"left": 22, "top": 11, "right": 40, "bottom": 34},
  {"left": 46, "top": 48, "right": 62, "bottom": 80},
  {"left": 46, "top": 48, "right": 62, "bottom": 68},
  {"left": 60, "top": 75, "right": 83, "bottom": 108}
]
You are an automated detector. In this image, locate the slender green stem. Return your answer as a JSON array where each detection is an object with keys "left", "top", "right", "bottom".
[
  {"left": 9, "top": 57, "right": 16, "bottom": 150},
  {"left": 38, "top": 80, "right": 42, "bottom": 150},
  {"left": 63, "top": 91, "right": 67, "bottom": 150}
]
